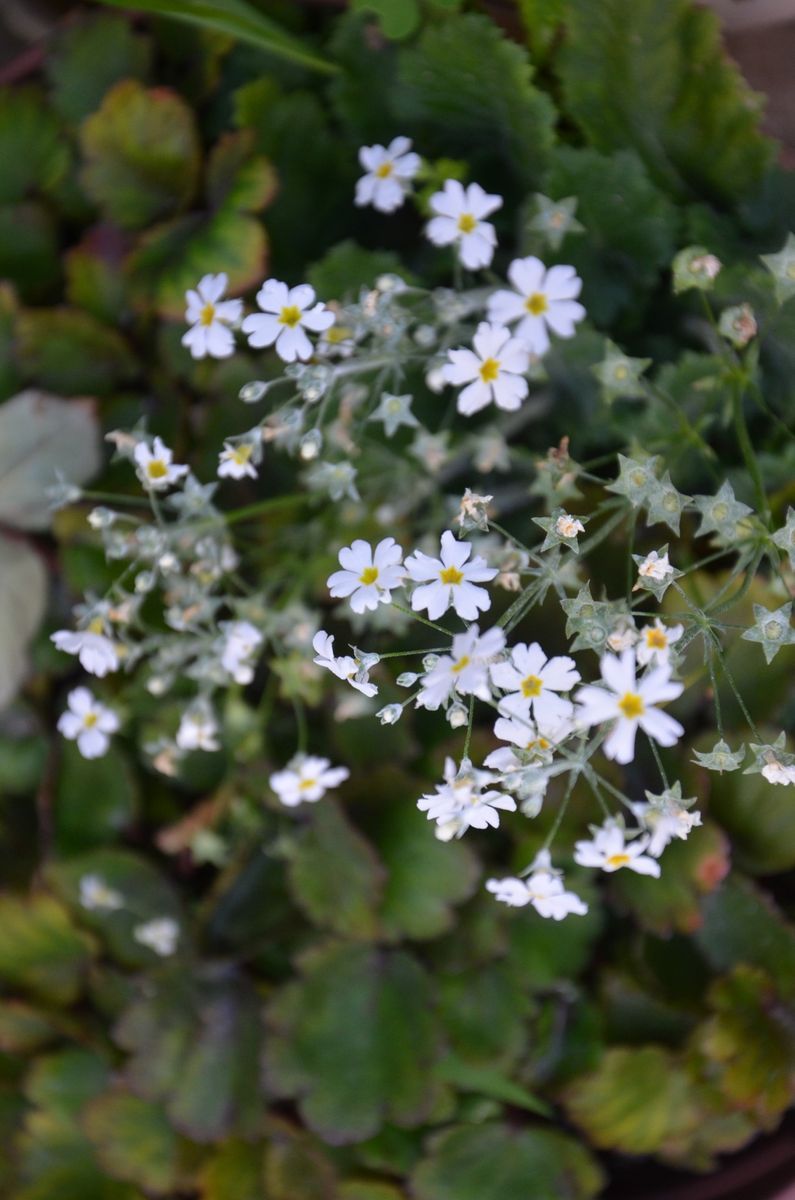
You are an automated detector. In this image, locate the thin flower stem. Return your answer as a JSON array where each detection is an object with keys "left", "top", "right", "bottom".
[
  {"left": 391, "top": 600, "right": 454, "bottom": 638},
  {"left": 731, "top": 380, "right": 771, "bottom": 526},
  {"left": 706, "top": 645, "right": 724, "bottom": 738},
  {"left": 542, "top": 764, "right": 581, "bottom": 852},
  {"left": 462, "top": 694, "right": 476, "bottom": 761},
  {"left": 648, "top": 737, "right": 670, "bottom": 790},
  {"left": 708, "top": 630, "right": 761, "bottom": 740},
  {"left": 292, "top": 696, "right": 308, "bottom": 754}
]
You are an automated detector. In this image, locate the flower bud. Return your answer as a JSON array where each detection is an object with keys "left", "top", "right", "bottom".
[
  {"left": 299, "top": 430, "right": 323, "bottom": 460},
  {"left": 239, "top": 380, "right": 269, "bottom": 404},
  {"left": 447, "top": 703, "right": 469, "bottom": 729},
  {"left": 377, "top": 703, "right": 403, "bottom": 725},
  {"left": 396, "top": 672, "right": 419, "bottom": 687}
]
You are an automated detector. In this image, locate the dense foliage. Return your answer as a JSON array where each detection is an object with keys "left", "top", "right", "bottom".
[{"left": 2, "top": 1, "right": 795, "bottom": 1196}]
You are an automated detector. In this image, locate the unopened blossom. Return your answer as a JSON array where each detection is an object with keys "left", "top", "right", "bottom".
[
  {"left": 443, "top": 322, "right": 529, "bottom": 416},
  {"left": 80, "top": 874, "right": 123, "bottom": 911},
  {"left": 182, "top": 273, "right": 242, "bottom": 359},
  {"left": 425, "top": 180, "right": 502, "bottom": 270},
  {"left": 761, "top": 757, "right": 795, "bottom": 785},
  {"left": 405, "top": 530, "right": 498, "bottom": 621},
  {"left": 486, "top": 850, "right": 587, "bottom": 919},
  {"left": 417, "top": 625, "right": 505, "bottom": 710},
  {"left": 457, "top": 489, "right": 493, "bottom": 532},
  {"left": 488, "top": 256, "right": 585, "bottom": 356},
  {"left": 355, "top": 136, "right": 421, "bottom": 212},
  {"left": 242, "top": 280, "right": 334, "bottom": 362},
  {"left": 269, "top": 754, "right": 349, "bottom": 807},
  {"left": 636, "top": 549, "right": 673, "bottom": 583},
  {"left": 312, "top": 630, "right": 378, "bottom": 697},
  {"left": 417, "top": 756, "right": 515, "bottom": 833},
  {"left": 221, "top": 620, "right": 263, "bottom": 684},
  {"left": 57, "top": 687, "right": 119, "bottom": 759},
  {"left": 369, "top": 392, "right": 419, "bottom": 437},
  {"left": 556, "top": 513, "right": 584, "bottom": 539},
  {"left": 491, "top": 642, "right": 580, "bottom": 727},
  {"left": 327, "top": 538, "right": 404, "bottom": 614},
  {"left": 630, "top": 790, "right": 702, "bottom": 858},
  {"left": 134, "top": 437, "right": 189, "bottom": 492},
  {"left": 636, "top": 619, "right": 683, "bottom": 668},
  {"left": 718, "top": 302, "right": 757, "bottom": 349},
  {"left": 575, "top": 649, "right": 684, "bottom": 765},
  {"left": 218, "top": 441, "right": 258, "bottom": 480},
  {"left": 607, "top": 621, "right": 638, "bottom": 654},
  {"left": 51, "top": 629, "right": 119, "bottom": 677},
  {"left": 574, "top": 820, "right": 660, "bottom": 876},
  {"left": 176, "top": 703, "right": 220, "bottom": 752},
  {"left": 134, "top": 917, "right": 180, "bottom": 957}
]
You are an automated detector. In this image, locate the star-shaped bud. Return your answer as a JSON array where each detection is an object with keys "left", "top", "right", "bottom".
[
  {"left": 533, "top": 507, "right": 587, "bottom": 554},
  {"left": 592, "top": 340, "right": 651, "bottom": 403},
  {"left": 692, "top": 480, "right": 753, "bottom": 541},
  {"left": 644, "top": 472, "right": 691, "bottom": 535},
  {"left": 692, "top": 739, "right": 746, "bottom": 774},
  {"left": 671, "top": 246, "right": 722, "bottom": 294},
  {"left": 456, "top": 488, "right": 493, "bottom": 533},
  {"left": 744, "top": 733, "right": 795, "bottom": 785},
  {"left": 527, "top": 193, "right": 584, "bottom": 252},
  {"left": 561, "top": 584, "right": 627, "bottom": 653},
  {"left": 771, "top": 506, "right": 795, "bottom": 569},
  {"left": 607, "top": 453, "right": 661, "bottom": 508},
  {"left": 632, "top": 546, "right": 682, "bottom": 600},
  {"left": 369, "top": 392, "right": 420, "bottom": 438},
  {"left": 718, "top": 303, "right": 757, "bottom": 349},
  {"left": 741, "top": 602, "right": 795, "bottom": 664},
  {"left": 761, "top": 232, "right": 795, "bottom": 306},
  {"left": 529, "top": 437, "right": 581, "bottom": 509}
]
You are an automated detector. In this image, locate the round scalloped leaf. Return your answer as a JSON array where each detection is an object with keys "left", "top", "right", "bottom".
[
  {"left": 0, "top": 87, "right": 69, "bottom": 205},
  {"left": 47, "top": 13, "right": 153, "bottom": 125},
  {"left": 0, "top": 1001, "right": 57, "bottom": 1054},
  {"left": 80, "top": 81, "right": 200, "bottom": 230},
  {"left": 410, "top": 1122, "right": 604, "bottom": 1200},
  {"left": 205, "top": 130, "right": 277, "bottom": 213},
  {"left": 0, "top": 894, "right": 93, "bottom": 1005},
  {"left": 0, "top": 202, "right": 60, "bottom": 301},
  {"left": 0, "top": 535, "right": 47, "bottom": 712},
  {"left": 694, "top": 874, "right": 795, "bottom": 992},
  {"left": 263, "top": 1120, "right": 338, "bottom": 1200},
  {"left": 65, "top": 227, "right": 129, "bottom": 324},
  {"left": 265, "top": 942, "right": 441, "bottom": 1143},
  {"left": 82, "top": 1092, "right": 181, "bottom": 1193},
  {"left": 198, "top": 1140, "right": 263, "bottom": 1200},
  {"left": 54, "top": 743, "right": 139, "bottom": 855},
  {"left": 351, "top": 0, "right": 420, "bottom": 39},
  {"left": 17, "top": 311, "right": 137, "bottom": 396}
]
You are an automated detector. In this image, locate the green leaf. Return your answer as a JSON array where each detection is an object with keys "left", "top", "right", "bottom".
[
  {"left": 609, "top": 821, "right": 730, "bottom": 936},
  {"left": 518, "top": 0, "right": 567, "bottom": 64},
  {"left": 0, "top": 536, "right": 47, "bottom": 712},
  {"left": 559, "top": 0, "right": 773, "bottom": 202},
  {"left": 506, "top": 880, "right": 603, "bottom": 986},
  {"left": 438, "top": 963, "right": 531, "bottom": 1069},
  {"left": 695, "top": 749, "right": 795, "bottom": 874},
  {"left": 114, "top": 966, "right": 264, "bottom": 1142},
  {"left": 266, "top": 942, "right": 441, "bottom": 1143},
  {"left": 92, "top": 0, "right": 335, "bottom": 74},
  {"left": 411, "top": 1122, "right": 604, "bottom": 1200},
  {"left": 0, "top": 87, "right": 69, "bottom": 204},
  {"left": 54, "top": 744, "right": 138, "bottom": 855},
  {"left": 205, "top": 130, "right": 277, "bottom": 212},
  {"left": 436, "top": 1056, "right": 551, "bottom": 1117},
  {"left": 396, "top": 14, "right": 556, "bottom": 193},
  {"left": 285, "top": 801, "right": 384, "bottom": 940},
  {"left": 65, "top": 228, "right": 129, "bottom": 324},
  {"left": 695, "top": 874, "right": 795, "bottom": 993},
  {"left": 48, "top": 849, "right": 181, "bottom": 968},
  {"left": 80, "top": 81, "right": 200, "bottom": 230},
  {"left": 0, "top": 203, "right": 60, "bottom": 301},
  {"left": 0, "top": 894, "right": 93, "bottom": 1005},
  {"left": 198, "top": 1140, "right": 263, "bottom": 1200},
  {"left": 263, "top": 1119, "right": 338, "bottom": 1200},
  {"left": 308, "top": 241, "right": 409, "bottom": 303},
  {"left": 0, "top": 390, "right": 100, "bottom": 531},
  {"left": 46, "top": 13, "right": 153, "bottom": 125},
  {"left": 341, "top": 1184, "right": 407, "bottom": 1200},
  {"left": 17, "top": 310, "right": 136, "bottom": 396},
  {"left": 351, "top": 0, "right": 420, "bottom": 39},
  {"left": 82, "top": 1093, "right": 181, "bottom": 1193},
  {"left": 0, "top": 1001, "right": 57, "bottom": 1054}
]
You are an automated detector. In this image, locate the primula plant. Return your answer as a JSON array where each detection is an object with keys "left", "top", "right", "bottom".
[{"left": 3, "top": 2, "right": 795, "bottom": 1198}]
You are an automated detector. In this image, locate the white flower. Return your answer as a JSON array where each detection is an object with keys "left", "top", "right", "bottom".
[
  {"left": 443, "top": 323, "right": 530, "bottom": 416},
  {"left": 134, "top": 916, "right": 180, "bottom": 957},
  {"left": 51, "top": 629, "right": 119, "bottom": 677},
  {"left": 556, "top": 513, "right": 585, "bottom": 539},
  {"left": 405, "top": 530, "right": 498, "bottom": 621},
  {"left": 312, "top": 631, "right": 378, "bottom": 697},
  {"left": 488, "top": 256, "right": 585, "bottom": 356},
  {"left": 486, "top": 851, "right": 588, "bottom": 919},
  {"left": 425, "top": 180, "right": 502, "bottom": 270},
  {"left": 134, "top": 437, "right": 189, "bottom": 491},
  {"left": 57, "top": 687, "right": 119, "bottom": 759},
  {"left": 417, "top": 625, "right": 505, "bottom": 710},
  {"left": 417, "top": 756, "right": 515, "bottom": 833},
  {"left": 636, "top": 619, "right": 684, "bottom": 668},
  {"left": 637, "top": 550, "right": 673, "bottom": 582},
  {"left": 574, "top": 820, "right": 660, "bottom": 877},
  {"left": 221, "top": 620, "right": 263, "bottom": 684},
  {"left": 761, "top": 758, "right": 795, "bottom": 786},
  {"left": 80, "top": 874, "right": 123, "bottom": 911},
  {"left": 218, "top": 441, "right": 258, "bottom": 480},
  {"left": 491, "top": 642, "right": 580, "bottom": 727},
  {"left": 491, "top": 708, "right": 574, "bottom": 755},
  {"left": 355, "top": 136, "right": 421, "bottom": 212},
  {"left": 269, "top": 754, "right": 349, "bottom": 807},
  {"left": 326, "top": 537, "right": 405, "bottom": 614},
  {"left": 176, "top": 702, "right": 220, "bottom": 752},
  {"left": 575, "top": 649, "right": 684, "bottom": 765},
  {"left": 629, "top": 798, "right": 702, "bottom": 858},
  {"left": 607, "top": 622, "right": 638, "bottom": 653},
  {"left": 182, "top": 273, "right": 243, "bottom": 360},
  {"left": 242, "top": 280, "right": 334, "bottom": 362}
]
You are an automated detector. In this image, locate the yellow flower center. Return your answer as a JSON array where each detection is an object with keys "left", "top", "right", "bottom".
[
  {"left": 232, "top": 445, "right": 254, "bottom": 465},
  {"left": 646, "top": 629, "right": 667, "bottom": 650},
  {"left": 199, "top": 303, "right": 216, "bottom": 326},
  {"left": 457, "top": 213, "right": 477, "bottom": 234},
  {"left": 83, "top": 712, "right": 98, "bottom": 728},
  {"left": 279, "top": 305, "right": 302, "bottom": 328},
  {"left": 618, "top": 692, "right": 645, "bottom": 719},
  {"left": 299, "top": 777, "right": 318, "bottom": 791},
  {"left": 440, "top": 565, "right": 464, "bottom": 586},
  {"left": 147, "top": 460, "right": 168, "bottom": 479},
  {"left": 521, "top": 674, "right": 543, "bottom": 698},
  {"left": 375, "top": 161, "right": 394, "bottom": 178},
  {"left": 525, "top": 292, "right": 548, "bottom": 315},
  {"left": 614, "top": 364, "right": 629, "bottom": 380},
  {"left": 325, "top": 325, "right": 352, "bottom": 344},
  {"left": 452, "top": 655, "right": 470, "bottom": 674},
  {"left": 479, "top": 357, "right": 500, "bottom": 383},
  {"left": 526, "top": 736, "right": 550, "bottom": 751},
  {"left": 88, "top": 617, "right": 105, "bottom": 635},
  {"left": 359, "top": 566, "right": 379, "bottom": 585},
  {"left": 607, "top": 853, "right": 631, "bottom": 868}
]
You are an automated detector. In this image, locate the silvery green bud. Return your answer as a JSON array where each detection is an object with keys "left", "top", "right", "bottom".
[{"left": 377, "top": 703, "right": 403, "bottom": 725}]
